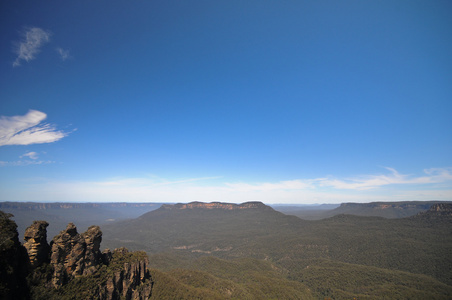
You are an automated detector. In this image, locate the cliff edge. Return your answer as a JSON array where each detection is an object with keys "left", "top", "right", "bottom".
[
  {"left": 0, "top": 211, "right": 153, "bottom": 300},
  {"left": 160, "top": 201, "right": 271, "bottom": 211}
]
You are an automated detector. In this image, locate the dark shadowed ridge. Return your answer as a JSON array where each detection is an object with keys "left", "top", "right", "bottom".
[{"left": 308, "top": 200, "right": 449, "bottom": 219}]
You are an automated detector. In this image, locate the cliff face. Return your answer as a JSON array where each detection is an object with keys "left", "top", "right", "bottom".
[
  {"left": 339, "top": 202, "right": 433, "bottom": 210},
  {"left": 23, "top": 221, "right": 50, "bottom": 268},
  {"left": 47, "top": 223, "right": 153, "bottom": 299},
  {"left": 161, "top": 201, "right": 271, "bottom": 211},
  {"left": 50, "top": 223, "right": 103, "bottom": 287},
  {"left": 421, "top": 203, "right": 452, "bottom": 217},
  {"left": 332, "top": 201, "right": 445, "bottom": 218},
  {"left": 0, "top": 211, "right": 29, "bottom": 299},
  {"left": 99, "top": 248, "right": 153, "bottom": 300},
  {"left": 0, "top": 216, "right": 154, "bottom": 299}
]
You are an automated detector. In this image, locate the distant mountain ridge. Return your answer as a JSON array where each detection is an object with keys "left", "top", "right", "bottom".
[
  {"left": 160, "top": 201, "right": 271, "bottom": 211},
  {"left": 0, "top": 202, "right": 160, "bottom": 210},
  {"left": 101, "top": 200, "right": 452, "bottom": 291},
  {"left": 327, "top": 200, "right": 449, "bottom": 219},
  {"left": 2, "top": 200, "right": 452, "bottom": 299},
  {"left": 0, "top": 202, "right": 164, "bottom": 241}
]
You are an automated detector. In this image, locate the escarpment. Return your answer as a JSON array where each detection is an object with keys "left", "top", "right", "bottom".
[
  {"left": 161, "top": 201, "right": 271, "bottom": 211},
  {"left": 417, "top": 203, "right": 452, "bottom": 218},
  {"left": 428, "top": 203, "right": 452, "bottom": 215}
]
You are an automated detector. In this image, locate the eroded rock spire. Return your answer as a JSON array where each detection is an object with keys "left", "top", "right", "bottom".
[{"left": 23, "top": 221, "right": 50, "bottom": 268}]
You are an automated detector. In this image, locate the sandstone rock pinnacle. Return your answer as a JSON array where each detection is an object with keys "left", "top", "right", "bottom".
[
  {"left": 50, "top": 223, "right": 103, "bottom": 287},
  {"left": 23, "top": 221, "right": 50, "bottom": 268}
]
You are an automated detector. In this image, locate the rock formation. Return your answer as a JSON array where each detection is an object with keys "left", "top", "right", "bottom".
[
  {"left": 99, "top": 248, "right": 153, "bottom": 300},
  {"left": 50, "top": 223, "right": 103, "bottom": 287},
  {"left": 81, "top": 224, "right": 103, "bottom": 275},
  {"left": 46, "top": 223, "right": 153, "bottom": 298},
  {"left": 23, "top": 221, "right": 50, "bottom": 268},
  {"left": 0, "top": 211, "right": 30, "bottom": 299},
  {"left": 1, "top": 214, "right": 154, "bottom": 299},
  {"left": 421, "top": 203, "right": 452, "bottom": 217}
]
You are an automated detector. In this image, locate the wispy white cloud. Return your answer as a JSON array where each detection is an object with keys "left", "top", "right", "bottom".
[
  {"left": 13, "top": 27, "right": 51, "bottom": 67},
  {"left": 0, "top": 151, "right": 54, "bottom": 167},
  {"left": 56, "top": 47, "right": 71, "bottom": 61},
  {"left": 20, "top": 151, "right": 39, "bottom": 160},
  {"left": 4, "top": 168, "right": 451, "bottom": 203},
  {"left": 317, "top": 167, "right": 452, "bottom": 190},
  {"left": 0, "top": 110, "right": 70, "bottom": 146},
  {"left": 0, "top": 160, "right": 54, "bottom": 167}
]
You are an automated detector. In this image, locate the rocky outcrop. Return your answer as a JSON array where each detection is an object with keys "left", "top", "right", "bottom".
[
  {"left": 23, "top": 221, "right": 50, "bottom": 268},
  {"left": 0, "top": 211, "right": 30, "bottom": 299},
  {"left": 81, "top": 225, "right": 103, "bottom": 275},
  {"left": 50, "top": 223, "right": 103, "bottom": 287},
  {"left": 2, "top": 216, "right": 154, "bottom": 299},
  {"left": 162, "top": 201, "right": 271, "bottom": 210},
  {"left": 421, "top": 203, "right": 452, "bottom": 216},
  {"left": 47, "top": 223, "right": 153, "bottom": 298},
  {"left": 99, "top": 248, "right": 153, "bottom": 300}
]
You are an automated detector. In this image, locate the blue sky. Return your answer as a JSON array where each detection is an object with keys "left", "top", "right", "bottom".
[{"left": 0, "top": 1, "right": 451, "bottom": 204}]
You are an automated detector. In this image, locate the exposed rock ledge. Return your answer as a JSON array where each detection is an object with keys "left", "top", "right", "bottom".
[
  {"left": 21, "top": 221, "right": 153, "bottom": 299},
  {"left": 23, "top": 221, "right": 50, "bottom": 268},
  {"left": 421, "top": 203, "right": 452, "bottom": 216},
  {"left": 50, "top": 223, "right": 103, "bottom": 287},
  {"left": 161, "top": 201, "right": 271, "bottom": 210}
]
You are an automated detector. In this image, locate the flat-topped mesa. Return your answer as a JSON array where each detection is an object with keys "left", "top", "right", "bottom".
[{"left": 161, "top": 201, "right": 271, "bottom": 210}]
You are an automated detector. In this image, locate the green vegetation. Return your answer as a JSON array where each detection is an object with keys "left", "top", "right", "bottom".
[
  {"left": 0, "top": 211, "right": 29, "bottom": 300},
  {"left": 28, "top": 250, "right": 151, "bottom": 300},
  {"left": 100, "top": 203, "right": 452, "bottom": 299},
  {"left": 281, "top": 258, "right": 452, "bottom": 299},
  {"left": 278, "top": 201, "right": 446, "bottom": 220},
  {"left": 2, "top": 202, "right": 452, "bottom": 299},
  {"left": 149, "top": 256, "right": 314, "bottom": 299}
]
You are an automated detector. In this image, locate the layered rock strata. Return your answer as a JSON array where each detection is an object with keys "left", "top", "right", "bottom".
[
  {"left": 162, "top": 201, "right": 271, "bottom": 210},
  {"left": 23, "top": 221, "right": 51, "bottom": 268},
  {"left": 50, "top": 223, "right": 102, "bottom": 287},
  {"left": 99, "top": 248, "right": 153, "bottom": 300},
  {"left": 21, "top": 221, "right": 154, "bottom": 299}
]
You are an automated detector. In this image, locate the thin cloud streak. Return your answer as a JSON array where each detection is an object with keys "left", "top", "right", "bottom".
[
  {"left": 4, "top": 168, "right": 451, "bottom": 203},
  {"left": 0, "top": 160, "right": 54, "bottom": 167},
  {"left": 13, "top": 27, "right": 51, "bottom": 67},
  {"left": 318, "top": 167, "right": 452, "bottom": 190},
  {"left": 0, "top": 110, "right": 69, "bottom": 146},
  {"left": 20, "top": 151, "right": 38, "bottom": 160}
]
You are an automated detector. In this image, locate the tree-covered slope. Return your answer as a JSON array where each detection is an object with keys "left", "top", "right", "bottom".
[{"left": 100, "top": 201, "right": 452, "bottom": 298}]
